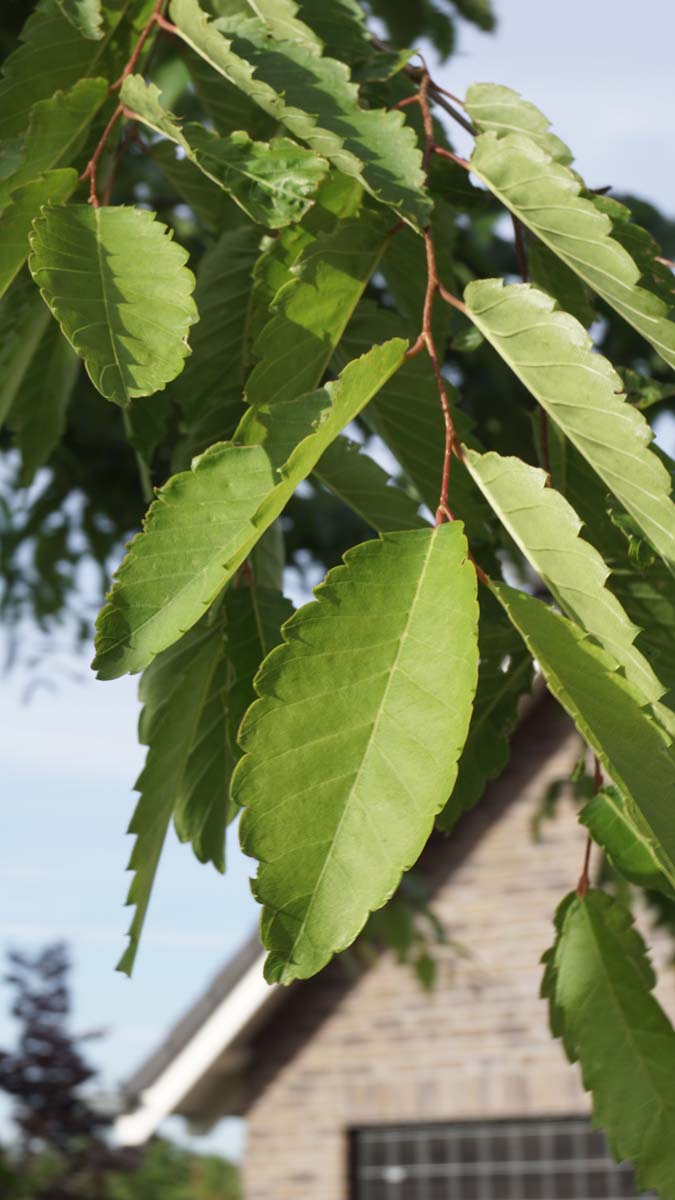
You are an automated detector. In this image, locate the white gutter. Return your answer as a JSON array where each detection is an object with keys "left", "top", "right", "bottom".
[{"left": 115, "top": 952, "right": 273, "bottom": 1145}]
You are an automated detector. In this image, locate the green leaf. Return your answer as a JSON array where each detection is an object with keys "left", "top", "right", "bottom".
[
  {"left": 0, "top": 78, "right": 107, "bottom": 207},
  {"left": 527, "top": 240, "right": 594, "bottom": 328},
  {"left": 0, "top": 0, "right": 143, "bottom": 139},
  {"left": 120, "top": 76, "right": 328, "bottom": 228},
  {"left": 465, "top": 83, "right": 572, "bottom": 163},
  {"left": 234, "top": 522, "right": 479, "bottom": 983},
  {"left": 29, "top": 204, "right": 198, "bottom": 406},
  {"left": 314, "top": 436, "right": 425, "bottom": 533},
  {"left": 545, "top": 889, "right": 675, "bottom": 1198},
  {"left": 247, "top": 0, "right": 321, "bottom": 47},
  {"left": 185, "top": 46, "right": 276, "bottom": 142},
  {"left": 8, "top": 321, "right": 79, "bottom": 484},
  {"left": 169, "top": 224, "right": 261, "bottom": 452},
  {"left": 93, "top": 337, "right": 407, "bottom": 679},
  {"left": 224, "top": 583, "right": 294, "bottom": 763},
  {"left": 0, "top": 170, "right": 77, "bottom": 299},
  {"left": 469, "top": 130, "right": 675, "bottom": 372},
  {"left": 246, "top": 209, "right": 391, "bottom": 408},
  {"left": 464, "top": 280, "right": 675, "bottom": 576},
  {"left": 494, "top": 584, "right": 675, "bottom": 887},
  {"left": 297, "top": 0, "right": 371, "bottom": 62},
  {"left": 438, "top": 590, "right": 533, "bottom": 831},
  {"left": 147, "top": 139, "right": 239, "bottom": 235},
  {"left": 464, "top": 447, "right": 667, "bottom": 706},
  {"left": 0, "top": 275, "right": 51, "bottom": 426},
  {"left": 56, "top": 0, "right": 104, "bottom": 40},
  {"left": 169, "top": 0, "right": 431, "bottom": 229},
  {"left": 118, "top": 610, "right": 232, "bottom": 975},
  {"left": 580, "top": 787, "right": 675, "bottom": 900}
]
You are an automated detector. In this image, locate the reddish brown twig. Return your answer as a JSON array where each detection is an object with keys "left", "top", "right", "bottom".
[
  {"left": 430, "top": 144, "right": 471, "bottom": 172},
  {"left": 79, "top": 104, "right": 124, "bottom": 207},
  {"left": 399, "top": 72, "right": 468, "bottom": 527},
  {"left": 79, "top": 0, "right": 175, "bottom": 205},
  {"left": 110, "top": 0, "right": 170, "bottom": 91},
  {"left": 576, "top": 756, "right": 602, "bottom": 898}
]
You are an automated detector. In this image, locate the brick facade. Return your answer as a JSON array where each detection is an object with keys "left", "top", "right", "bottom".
[{"left": 240, "top": 701, "right": 675, "bottom": 1199}]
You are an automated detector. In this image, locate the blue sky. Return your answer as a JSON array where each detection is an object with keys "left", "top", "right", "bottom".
[{"left": 1, "top": 0, "right": 674, "bottom": 1164}]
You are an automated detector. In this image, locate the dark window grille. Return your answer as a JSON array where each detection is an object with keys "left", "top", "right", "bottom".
[{"left": 350, "top": 1117, "right": 655, "bottom": 1200}]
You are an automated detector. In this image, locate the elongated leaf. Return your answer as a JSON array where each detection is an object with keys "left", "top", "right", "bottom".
[
  {"left": 544, "top": 890, "right": 675, "bottom": 1197},
  {"left": 8, "top": 321, "right": 79, "bottom": 484},
  {"left": 121, "top": 76, "right": 328, "bottom": 228},
  {"left": 169, "top": 0, "right": 430, "bottom": 229},
  {"left": 185, "top": 48, "right": 275, "bottom": 142},
  {"left": 470, "top": 130, "right": 675, "bottom": 372},
  {"left": 581, "top": 787, "right": 675, "bottom": 900},
  {"left": 438, "top": 590, "right": 533, "bottom": 831},
  {"left": 247, "top": 172, "right": 362, "bottom": 348},
  {"left": 494, "top": 583, "right": 675, "bottom": 885},
  {"left": 0, "top": 276, "right": 51, "bottom": 426},
  {"left": 169, "top": 224, "right": 260, "bottom": 449},
  {"left": 527, "top": 240, "right": 594, "bottom": 328},
  {"left": 234, "top": 523, "right": 479, "bottom": 983},
  {"left": 0, "top": 78, "right": 107, "bottom": 207},
  {"left": 247, "top": 210, "right": 392, "bottom": 408},
  {"left": 297, "top": 0, "right": 371, "bottom": 62},
  {"left": 248, "top": 0, "right": 321, "bottom": 47},
  {"left": 29, "top": 204, "right": 198, "bottom": 406},
  {"left": 0, "top": 170, "right": 76, "bottom": 298},
  {"left": 464, "top": 448, "right": 666, "bottom": 705},
  {"left": 0, "top": 0, "right": 144, "bottom": 139},
  {"left": 56, "top": 0, "right": 103, "bottom": 40},
  {"left": 93, "top": 337, "right": 407, "bottom": 679},
  {"left": 224, "top": 583, "right": 294, "bottom": 762},
  {"left": 465, "top": 83, "right": 572, "bottom": 163},
  {"left": 464, "top": 280, "right": 675, "bottom": 575},
  {"left": 314, "top": 436, "right": 425, "bottom": 533},
  {"left": 118, "top": 610, "right": 231, "bottom": 975},
  {"left": 148, "top": 140, "right": 238, "bottom": 235}
]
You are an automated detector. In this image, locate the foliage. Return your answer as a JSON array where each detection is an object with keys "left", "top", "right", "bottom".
[{"left": 3, "top": 0, "right": 675, "bottom": 1187}]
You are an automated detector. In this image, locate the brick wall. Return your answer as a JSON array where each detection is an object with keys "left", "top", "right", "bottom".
[{"left": 240, "top": 700, "right": 675, "bottom": 1199}]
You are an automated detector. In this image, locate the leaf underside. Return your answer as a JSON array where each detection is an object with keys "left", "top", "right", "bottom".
[
  {"left": 544, "top": 890, "right": 675, "bottom": 1198},
  {"left": 235, "top": 523, "right": 479, "bottom": 983},
  {"left": 29, "top": 204, "right": 198, "bottom": 405}
]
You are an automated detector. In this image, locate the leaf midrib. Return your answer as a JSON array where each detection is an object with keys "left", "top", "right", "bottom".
[{"left": 280, "top": 528, "right": 440, "bottom": 977}]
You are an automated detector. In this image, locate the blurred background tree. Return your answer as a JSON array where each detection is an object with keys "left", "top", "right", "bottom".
[{"left": 0, "top": 944, "right": 240, "bottom": 1199}]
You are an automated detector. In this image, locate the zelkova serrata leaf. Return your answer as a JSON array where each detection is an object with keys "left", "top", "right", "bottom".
[
  {"left": 580, "top": 787, "right": 675, "bottom": 900},
  {"left": 93, "top": 337, "right": 407, "bottom": 679},
  {"left": 118, "top": 611, "right": 232, "bottom": 976},
  {"left": 494, "top": 584, "right": 675, "bottom": 887},
  {"left": 0, "top": 170, "right": 77, "bottom": 299},
  {"left": 0, "top": 77, "right": 107, "bottom": 208},
  {"left": 463, "top": 448, "right": 667, "bottom": 706},
  {"left": 56, "top": 0, "right": 103, "bottom": 40},
  {"left": 247, "top": 208, "right": 393, "bottom": 408},
  {"left": 120, "top": 75, "right": 329, "bottom": 228},
  {"left": 465, "top": 82, "right": 573, "bottom": 164},
  {"left": 469, "top": 129, "right": 675, "bottom": 373},
  {"left": 464, "top": 280, "right": 675, "bottom": 577},
  {"left": 544, "top": 890, "right": 675, "bottom": 1198},
  {"left": 234, "top": 523, "right": 479, "bottom": 983},
  {"left": 29, "top": 204, "right": 198, "bottom": 406},
  {"left": 169, "top": 0, "right": 431, "bottom": 230}
]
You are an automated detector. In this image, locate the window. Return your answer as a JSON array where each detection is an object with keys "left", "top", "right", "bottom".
[{"left": 350, "top": 1117, "right": 654, "bottom": 1199}]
